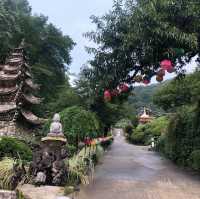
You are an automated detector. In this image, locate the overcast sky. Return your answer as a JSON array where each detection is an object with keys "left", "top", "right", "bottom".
[
  {"left": 28, "top": 0, "right": 197, "bottom": 85},
  {"left": 28, "top": 0, "right": 113, "bottom": 78}
]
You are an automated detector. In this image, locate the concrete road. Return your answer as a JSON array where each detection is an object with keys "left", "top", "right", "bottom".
[{"left": 78, "top": 129, "right": 200, "bottom": 199}]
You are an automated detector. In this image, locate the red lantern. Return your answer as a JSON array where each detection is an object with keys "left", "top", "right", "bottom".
[
  {"left": 160, "top": 59, "right": 173, "bottom": 71},
  {"left": 121, "top": 84, "right": 129, "bottom": 92},
  {"left": 143, "top": 79, "right": 150, "bottom": 85},
  {"left": 156, "top": 75, "right": 163, "bottom": 82},
  {"left": 118, "top": 83, "right": 129, "bottom": 93},
  {"left": 111, "top": 89, "right": 119, "bottom": 97},
  {"left": 104, "top": 90, "right": 112, "bottom": 101}
]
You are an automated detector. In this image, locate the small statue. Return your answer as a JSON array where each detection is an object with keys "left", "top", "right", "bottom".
[
  {"left": 48, "top": 113, "right": 64, "bottom": 137},
  {"left": 52, "top": 160, "right": 67, "bottom": 186},
  {"left": 35, "top": 171, "right": 46, "bottom": 186},
  {"left": 31, "top": 113, "right": 68, "bottom": 186}
]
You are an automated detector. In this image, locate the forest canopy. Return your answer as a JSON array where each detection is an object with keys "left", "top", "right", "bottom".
[{"left": 0, "top": 0, "right": 75, "bottom": 116}]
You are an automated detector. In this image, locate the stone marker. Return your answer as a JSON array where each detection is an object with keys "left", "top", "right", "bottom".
[{"left": 29, "top": 113, "right": 68, "bottom": 186}]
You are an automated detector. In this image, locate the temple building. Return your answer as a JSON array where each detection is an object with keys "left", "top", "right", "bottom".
[
  {"left": 138, "top": 107, "right": 154, "bottom": 124},
  {"left": 0, "top": 43, "right": 43, "bottom": 136}
]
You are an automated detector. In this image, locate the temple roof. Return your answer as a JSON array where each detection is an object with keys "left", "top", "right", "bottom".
[
  {"left": 0, "top": 104, "right": 16, "bottom": 113},
  {"left": 21, "top": 109, "right": 44, "bottom": 125},
  {"left": 139, "top": 107, "right": 154, "bottom": 124},
  {"left": 140, "top": 108, "right": 150, "bottom": 119},
  {"left": 23, "top": 94, "right": 42, "bottom": 104}
]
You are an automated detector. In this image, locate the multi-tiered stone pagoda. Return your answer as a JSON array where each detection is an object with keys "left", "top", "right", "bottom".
[{"left": 0, "top": 43, "right": 43, "bottom": 136}]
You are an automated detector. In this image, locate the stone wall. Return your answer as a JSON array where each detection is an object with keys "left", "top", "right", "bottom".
[
  {"left": 0, "top": 190, "right": 16, "bottom": 199},
  {"left": 0, "top": 121, "right": 16, "bottom": 136}
]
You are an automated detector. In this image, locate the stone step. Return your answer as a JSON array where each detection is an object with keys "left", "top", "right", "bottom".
[
  {"left": 18, "top": 184, "right": 68, "bottom": 199},
  {"left": 0, "top": 190, "right": 16, "bottom": 199}
]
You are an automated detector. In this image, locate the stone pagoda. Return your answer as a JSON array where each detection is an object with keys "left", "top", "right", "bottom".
[{"left": 0, "top": 42, "right": 43, "bottom": 136}]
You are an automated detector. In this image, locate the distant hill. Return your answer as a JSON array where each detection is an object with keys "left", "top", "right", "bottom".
[{"left": 128, "top": 82, "right": 167, "bottom": 116}]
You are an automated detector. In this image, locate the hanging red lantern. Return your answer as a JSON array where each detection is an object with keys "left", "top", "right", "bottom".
[
  {"left": 111, "top": 89, "right": 119, "bottom": 97},
  {"left": 156, "top": 75, "right": 163, "bottom": 82},
  {"left": 117, "top": 83, "right": 129, "bottom": 93},
  {"left": 104, "top": 90, "right": 112, "bottom": 101},
  {"left": 157, "top": 69, "right": 165, "bottom": 77},
  {"left": 143, "top": 78, "right": 150, "bottom": 85},
  {"left": 160, "top": 59, "right": 173, "bottom": 71},
  {"left": 121, "top": 83, "right": 129, "bottom": 92}
]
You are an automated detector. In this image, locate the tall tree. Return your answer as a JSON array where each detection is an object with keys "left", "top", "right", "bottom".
[
  {"left": 77, "top": 0, "right": 200, "bottom": 128},
  {"left": 83, "top": 0, "right": 200, "bottom": 92},
  {"left": 0, "top": 0, "right": 76, "bottom": 116}
]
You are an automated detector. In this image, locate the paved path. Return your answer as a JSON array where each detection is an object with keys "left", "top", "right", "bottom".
[{"left": 78, "top": 129, "right": 200, "bottom": 199}]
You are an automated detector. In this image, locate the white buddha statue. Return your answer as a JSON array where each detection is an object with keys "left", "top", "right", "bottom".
[{"left": 48, "top": 113, "right": 64, "bottom": 137}]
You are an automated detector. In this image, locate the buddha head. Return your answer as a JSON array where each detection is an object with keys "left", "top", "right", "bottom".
[{"left": 53, "top": 113, "right": 60, "bottom": 122}]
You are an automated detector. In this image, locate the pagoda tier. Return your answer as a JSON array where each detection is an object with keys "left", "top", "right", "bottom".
[
  {"left": 3, "top": 65, "right": 21, "bottom": 74},
  {"left": 22, "top": 93, "right": 42, "bottom": 105},
  {"left": 0, "top": 43, "right": 44, "bottom": 136},
  {"left": 25, "top": 78, "right": 39, "bottom": 90},
  {"left": 0, "top": 86, "right": 18, "bottom": 95},
  {"left": 21, "top": 109, "right": 44, "bottom": 125},
  {"left": 0, "top": 104, "right": 16, "bottom": 121},
  {"left": 0, "top": 71, "right": 21, "bottom": 81}
]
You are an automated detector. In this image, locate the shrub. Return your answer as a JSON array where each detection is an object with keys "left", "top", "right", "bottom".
[
  {"left": 189, "top": 150, "right": 200, "bottom": 170},
  {"left": 124, "top": 125, "right": 133, "bottom": 136},
  {"left": 115, "top": 119, "right": 132, "bottom": 129},
  {"left": 0, "top": 158, "right": 26, "bottom": 190},
  {"left": 130, "top": 127, "right": 146, "bottom": 145},
  {"left": 129, "top": 116, "right": 169, "bottom": 145},
  {"left": 156, "top": 134, "right": 166, "bottom": 153},
  {"left": 0, "top": 137, "right": 32, "bottom": 162},
  {"left": 68, "top": 145, "right": 104, "bottom": 185},
  {"left": 43, "top": 106, "right": 101, "bottom": 146},
  {"left": 145, "top": 116, "right": 169, "bottom": 137},
  {"left": 61, "top": 106, "right": 100, "bottom": 144},
  {"left": 66, "top": 145, "right": 77, "bottom": 158},
  {"left": 163, "top": 106, "right": 195, "bottom": 166}
]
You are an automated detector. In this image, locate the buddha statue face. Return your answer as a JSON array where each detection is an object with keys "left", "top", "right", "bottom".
[{"left": 53, "top": 113, "right": 60, "bottom": 122}]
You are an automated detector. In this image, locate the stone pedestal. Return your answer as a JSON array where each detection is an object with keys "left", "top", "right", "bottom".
[
  {"left": 30, "top": 136, "right": 68, "bottom": 186},
  {"left": 41, "top": 136, "right": 67, "bottom": 160}
]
